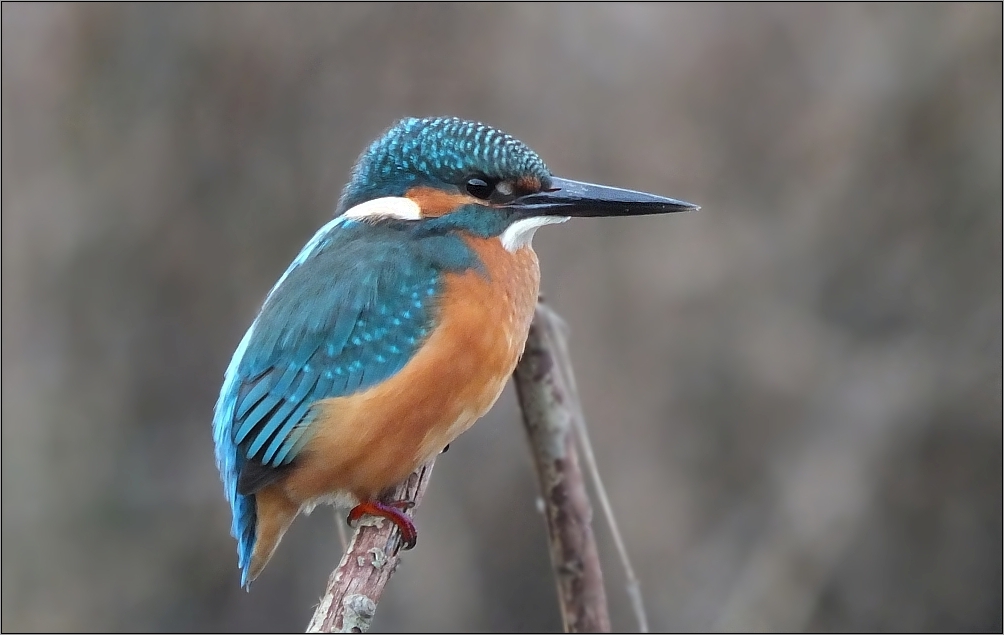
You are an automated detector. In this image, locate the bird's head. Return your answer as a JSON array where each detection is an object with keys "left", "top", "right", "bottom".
[{"left": 336, "top": 117, "right": 697, "bottom": 251}]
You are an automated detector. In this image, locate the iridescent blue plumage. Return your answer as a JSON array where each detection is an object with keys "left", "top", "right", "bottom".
[
  {"left": 339, "top": 116, "right": 550, "bottom": 211},
  {"left": 212, "top": 215, "right": 477, "bottom": 586}
]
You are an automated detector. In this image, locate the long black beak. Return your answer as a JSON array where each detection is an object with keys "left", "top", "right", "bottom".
[{"left": 508, "top": 176, "right": 699, "bottom": 218}]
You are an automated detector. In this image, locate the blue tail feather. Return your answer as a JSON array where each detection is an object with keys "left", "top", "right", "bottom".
[{"left": 213, "top": 323, "right": 259, "bottom": 589}]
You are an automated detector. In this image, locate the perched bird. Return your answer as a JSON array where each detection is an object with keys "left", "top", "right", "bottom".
[{"left": 213, "top": 116, "right": 697, "bottom": 587}]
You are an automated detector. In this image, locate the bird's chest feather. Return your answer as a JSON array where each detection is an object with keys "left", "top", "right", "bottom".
[
  {"left": 430, "top": 235, "right": 541, "bottom": 431},
  {"left": 287, "top": 236, "right": 539, "bottom": 502}
]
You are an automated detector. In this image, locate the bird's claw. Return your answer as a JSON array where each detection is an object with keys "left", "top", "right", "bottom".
[{"left": 346, "top": 500, "right": 418, "bottom": 549}]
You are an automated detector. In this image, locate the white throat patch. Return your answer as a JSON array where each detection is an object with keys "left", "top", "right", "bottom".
[
  {"left": 500, "top": 216, "right": 569, "bottom": 252},
  {"left": 343, "top": 196, "right": 422, "bottom": 221}
]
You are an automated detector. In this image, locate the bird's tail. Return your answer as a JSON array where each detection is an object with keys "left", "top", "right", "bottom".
[
  {"left": 244, "top": 486, "right": 300, "bottom": 585},
  {"left": 216, "top": 439, "right": 259, "bottom": 587},
  {"left": 213, "top": 361, "right": 261, "bottom": 588},
  {"left": 219, "top": 439, "right": 297, "bottom": 587},
  {"left": 233, "top": 493, "right": 258, "bottom": 587}
]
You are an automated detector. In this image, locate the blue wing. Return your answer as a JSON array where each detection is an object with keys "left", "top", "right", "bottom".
[{"left": 212, "top": 216, "right": 476, "bottom": 582}]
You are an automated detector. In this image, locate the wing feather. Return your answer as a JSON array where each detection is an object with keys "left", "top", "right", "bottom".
[
  {"left": 212, "top": 215, "right": 478, "bottom": 583},
  {"left": 220, "top": 219, "right": 478, "bottom": 480}
]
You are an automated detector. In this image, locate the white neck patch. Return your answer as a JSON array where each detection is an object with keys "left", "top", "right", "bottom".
[
  {"left": 500, "top": 215, "right": 569, "bottom": 252},
  {"left": 343, "top": 196, "right": 422, "bottom": 221}
]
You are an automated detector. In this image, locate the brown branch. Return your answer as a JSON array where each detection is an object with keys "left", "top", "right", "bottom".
[
  {"left": 305, "top": 461, "right": 435, "bottom": 633},
  {"left": 306, "top": 301, "right": 611, "bottom": 633},
  {"left": 512, "top": 303, "right": 611, "bottom": 633}
]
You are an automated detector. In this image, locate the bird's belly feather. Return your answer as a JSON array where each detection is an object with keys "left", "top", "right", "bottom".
[{"left": 281, "top": 238, "right": 540, "bottom": 505}]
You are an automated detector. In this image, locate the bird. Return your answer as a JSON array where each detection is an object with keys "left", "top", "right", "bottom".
[{"left": 212, "top": 116, "right": 698, "bottom": 587}]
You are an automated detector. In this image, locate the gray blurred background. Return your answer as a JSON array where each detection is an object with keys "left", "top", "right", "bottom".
[{"left": 2, "top": 3, "right": 1001, "bottom": 632}]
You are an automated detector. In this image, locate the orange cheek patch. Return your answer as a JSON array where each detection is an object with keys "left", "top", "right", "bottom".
[
  {"left": 516, "top": 176, "right": 542, "bottom": 194},
  {"left": 405, "top": 186, "right": 474, "bottom": 218}
]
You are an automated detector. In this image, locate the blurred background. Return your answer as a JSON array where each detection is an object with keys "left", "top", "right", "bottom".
[{"left": 2, "top": 3, "right": 1001, "bottom": 632}]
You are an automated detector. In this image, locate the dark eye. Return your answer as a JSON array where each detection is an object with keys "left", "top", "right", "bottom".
[{"left": 465, "top": 177, "right": 496, "bottom": 200}]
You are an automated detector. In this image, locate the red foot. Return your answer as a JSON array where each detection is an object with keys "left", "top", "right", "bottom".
[{"left": 347, "top": 500, "right": 417, "bottom": 549}]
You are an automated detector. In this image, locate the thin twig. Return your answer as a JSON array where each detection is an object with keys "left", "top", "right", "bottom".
[
  {"left": 305, "top": 461, "right": 435, "bottom": 633},
  {"left": 512, "top": 303, "right": 612, "bottom": 633},
  {"left": 540, "top": 304, "right": 650, "bottom": 633}
]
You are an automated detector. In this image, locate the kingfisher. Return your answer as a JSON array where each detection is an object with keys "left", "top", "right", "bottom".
[{"left": 212, "top": 116, "right": 697, "bottom": 587}]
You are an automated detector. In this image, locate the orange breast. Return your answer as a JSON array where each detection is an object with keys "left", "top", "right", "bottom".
[{"left": 282, "top": 236, "right": 540, "bottom": 504}]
